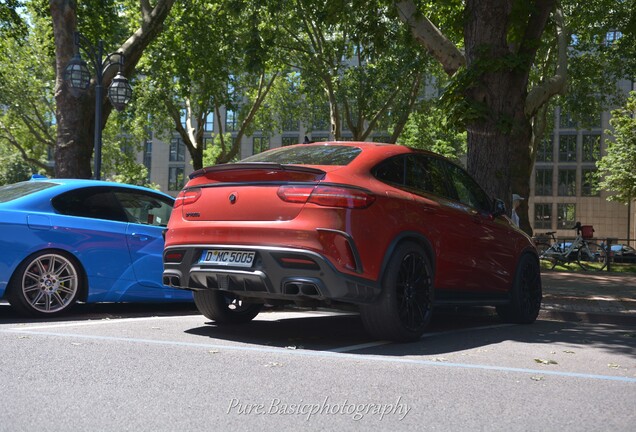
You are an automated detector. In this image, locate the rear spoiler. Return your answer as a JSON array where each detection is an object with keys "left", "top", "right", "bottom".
[{"left": 189, "top": 163, "right": 325, "bottom": 180}]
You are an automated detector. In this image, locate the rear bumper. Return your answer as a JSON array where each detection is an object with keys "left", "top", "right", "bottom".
[{"left": 163, "top": 244, "right": 379, "bottom": 305}]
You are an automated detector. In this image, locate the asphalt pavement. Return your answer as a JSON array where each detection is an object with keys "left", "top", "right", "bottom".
[{"left": 540, "top": 270, "right": 636, "bottom": 325}]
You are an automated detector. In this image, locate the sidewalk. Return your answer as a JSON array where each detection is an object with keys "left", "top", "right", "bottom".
[{"left": 540, "top": 270, "right": 636, "bottom": 325}]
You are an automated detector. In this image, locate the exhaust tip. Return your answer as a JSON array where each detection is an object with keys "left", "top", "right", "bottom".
[
  {"left": 283, "top": 280, "right": 321, "bottom": 297},
  {"left": 163, "top": 275, "right": 181, "bottom": 287}
]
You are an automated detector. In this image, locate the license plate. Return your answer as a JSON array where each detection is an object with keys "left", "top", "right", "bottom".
[{"left": 200, "top": 250, "right": 255, "bottom": 267}]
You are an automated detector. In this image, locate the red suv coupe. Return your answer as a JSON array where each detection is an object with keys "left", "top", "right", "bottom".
[{"left": 163, "top": 142, "right": 541, "bottom": 341}]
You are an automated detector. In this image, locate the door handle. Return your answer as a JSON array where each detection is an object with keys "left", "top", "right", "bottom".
[{"left": 130, "top": 233, "right": 149, "bottom": 242}]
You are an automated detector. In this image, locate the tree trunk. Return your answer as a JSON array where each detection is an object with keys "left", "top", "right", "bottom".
[
  {"left": 396, "top": 0, "right": 557, "bottom": 236},
  {"left": 50, "top": 0, "right": 175, "bottom": 179},
  {"left": 463, "top": 0, "right": 552, "bottom": 235},
  {"left": 50, "top": 0, "right": 92, "bottom": 178}
]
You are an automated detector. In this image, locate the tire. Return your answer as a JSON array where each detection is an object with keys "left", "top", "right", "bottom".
[
  {"left": 496, "top": 254, "right": 542, "bottom": 324},
  {"left": 360, "top": 242, "right": 434, "bottom": 342},
  {"left": 577, "top": 242, "right": 607, "bottom": 271},
  {"left": 7, "top": 250, "right": 82, "bottom": 317},
  {"left": 194, "top": 290, "right": 262, "bottom": 324}
]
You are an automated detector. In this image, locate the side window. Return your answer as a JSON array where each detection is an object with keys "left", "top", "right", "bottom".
[
  {"left": 407, "top": 155, "right": 451, "bottom": 198},
  {"left": 113, "top": 191, "right": 174, "bottom": 227},
  {"left": 52, "top": 188, "right": 128, "bottom": 222},
  {"left": 444, "top": 162, "right": 492, "bottom": 212},
  {"left": 372, "top": 155, "right": 405, "bottom": 185}
]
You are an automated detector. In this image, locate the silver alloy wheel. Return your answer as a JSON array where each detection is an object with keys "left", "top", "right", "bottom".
[{"left": 20, "top": 253, "right": 79, "bottom": 314}]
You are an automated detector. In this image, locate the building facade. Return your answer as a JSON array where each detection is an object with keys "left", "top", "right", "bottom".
[{"left": 529, "top": 79, "right": 635, "bottom": 245}]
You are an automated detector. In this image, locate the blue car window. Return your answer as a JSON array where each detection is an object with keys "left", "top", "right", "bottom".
[
  {"left": 52, "top": 187, "right": 128, "bottom": 222},
  {"left": 0, "top": 181, "right": 56, "bottom": 203},
  {"left": 113, "top": 191, "right": 173, "bottom": 226}
]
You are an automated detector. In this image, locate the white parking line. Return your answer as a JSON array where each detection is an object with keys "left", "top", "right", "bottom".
[
  {"left": 7, "top": 314, "right": 190, "bottom": 331},
  {"left": 2, "top": 327, "right": 635, "bottom": 383}
]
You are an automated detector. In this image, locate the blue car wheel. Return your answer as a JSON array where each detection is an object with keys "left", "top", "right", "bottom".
[{"left": 8, "top": 250, "right": 82, "bottom": 316}]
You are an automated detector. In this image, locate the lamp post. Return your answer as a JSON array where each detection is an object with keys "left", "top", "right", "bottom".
[{"left": 63, "top": 32, "right": 133, "bottom": 180}]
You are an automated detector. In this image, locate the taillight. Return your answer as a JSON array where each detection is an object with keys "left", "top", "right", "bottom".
[
  {"left": 276, "top": 186, "right": 315, "bottom": 203},
  {"left": 164, "top": 250, "right": 185, "bottom": 263},
  {"left": 174, "top": 188, "right": 201, "bottom": 208},
  {"left": 277, "top": 185, "right": 375, "bottom": 209}
]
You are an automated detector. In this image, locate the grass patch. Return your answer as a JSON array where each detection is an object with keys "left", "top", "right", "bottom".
[{"left": 539, "top": 259, "right": 636, "bottom": 273}]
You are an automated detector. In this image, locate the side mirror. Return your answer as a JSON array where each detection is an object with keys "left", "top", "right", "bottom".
[{"left": 492, "top": 198, "right": 506, "bottom": 218}]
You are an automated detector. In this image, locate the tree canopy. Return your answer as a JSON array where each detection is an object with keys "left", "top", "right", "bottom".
[
  {"left": 0, "top": 0, "right": 634, "bottom": 220},
  {"left": 597, "top": 92, "right": 636, "bottom": 204}
]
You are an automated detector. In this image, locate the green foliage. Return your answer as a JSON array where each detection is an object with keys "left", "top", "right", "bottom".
[
  {"left": 135, "top": 0, "right": 283, "bottom": 167},
  {"left": 0, "top": 0, "right": 27, "bottom": 39},
  {"left": 0, "top": 151, "right": 39, "bottom": 185},
  {"left": 76, "top": 0, "right": 134, "bottom": 50},
  {"left": 261, "top": 0, "right": 431, "bottom": 140},
  {"left": 0, "top": 8, "right": 55, "bottom": 175},
  {"left": 99, "top": 109, "right": 158, "bottom": 187},
  {"left": 202, "top": 134, "right": 230, "bottom": 167},
  {"left": 251, "top": 71, "right": 308, "bottom": 137},
  {"left": 557, "top": 0, "right": 635, "bottom": 127},
  {"left": 596, "top": 92, "right": 636, "bottom": 204},
  {"left": 396, "top": 100, "right": 467, "bottom": 161}
]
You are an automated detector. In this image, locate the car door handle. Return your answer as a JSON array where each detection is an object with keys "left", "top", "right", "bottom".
[{"left": 130, "top": 233, "right": 150, "bottom": 242}]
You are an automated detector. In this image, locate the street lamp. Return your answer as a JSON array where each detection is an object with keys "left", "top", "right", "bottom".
[{"left": 63, "top": 32, "right": 133, "bottom": 180}]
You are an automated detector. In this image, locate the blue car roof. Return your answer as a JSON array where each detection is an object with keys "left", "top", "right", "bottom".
[{"left": 0, "top": 177, "right": 173, "bottom": 209}]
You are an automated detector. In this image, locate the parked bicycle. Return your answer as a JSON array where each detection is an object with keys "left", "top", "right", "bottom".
[{"left": 534, "top": 222, "right": 607, "bottom": 271}]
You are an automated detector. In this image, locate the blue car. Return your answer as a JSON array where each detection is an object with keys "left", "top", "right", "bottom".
[{"left": 0, "top": 176, "right": 192, "bottom": 316}]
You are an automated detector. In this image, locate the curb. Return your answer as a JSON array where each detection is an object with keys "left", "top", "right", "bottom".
[{"left": 538, "top": 308, "right": 636, "bottom": 326}]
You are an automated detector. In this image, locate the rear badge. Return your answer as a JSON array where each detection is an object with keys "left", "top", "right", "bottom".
[{"left": 185, "top": 212, "right": 200, "bottom": 217}]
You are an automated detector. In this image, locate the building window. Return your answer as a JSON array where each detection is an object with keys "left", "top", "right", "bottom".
[
  {"left": 559, "top": 110, "right": 577, "bottom": 129},
  {"left": 605, "top": 30, "right": 622, "bottom": 45},
  {"left": 536, "top": 137, "right": 553, "bottom": 162},
  {"left": 282, "top": 136, "right": 299, "bottom": 146},
  {"left": 534, "top": 203, "right": 552, "bottom": 230},
  {"left": 582, "top": 134, "right": 600, "bottom": 162},
  {"left": 558, "top": 135, "right": 577, "bottom": 162},
  {"left": 311, "top": 134, "right": 329, "bottom": 142},
  {"left": 168, "top": 166, "right": 185, "bottom": 191},
  {"left": 226, "top": 109, "right": 238, "bottom": 132},
  {"left": 535, "top": 168, "right": 553, "bottom": 196},
  {"left": 557, "top": 203, "right": 576, "bottom": 229},
  {"left": 582, "top": 168, "right": 599, "bottom": 197},
  {"left": 204, "top": 112, "right": 214, "bottom": 132},
  {"left": 253, "top": 136, "right": 270, "bottom": 154},
  {"left": 143, "top": 140, "right": 152, "bottom": 177},
  {"left": 169, "top": 137, "right": 186, "bottom": 162},
  {"left": 180, "top": 109, "right": 187, "bottom": 129},
  {"left": 580, "top": 112, "right": 602, "bottom": 129},
  {"left": 558, "top": 169, "right": 577, "bottom": 196},
  {"left": 204, "top": 137, "right": 214, "bottom": 150},
  {"left": 372, "top": 135, "right": 392, "bottom": 143}
]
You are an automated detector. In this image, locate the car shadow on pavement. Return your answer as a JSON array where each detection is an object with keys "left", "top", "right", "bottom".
[
  {"left": 186, "top": 312, "right": 372, "bottom": 350},
  {"left": 184, "top": 307, "right": 636, "bottom": 358}
]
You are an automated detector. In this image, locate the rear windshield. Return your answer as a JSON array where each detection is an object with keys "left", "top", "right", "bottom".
[
  {"left": 0, "top": 181, "right": 56, "bottom": 203},
  {"left": 241, "top": 145, "right": 362, "bottom": 166}
]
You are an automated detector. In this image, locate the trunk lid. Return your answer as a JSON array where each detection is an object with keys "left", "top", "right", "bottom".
[{"left": 179, "top": 163, "right": 326, "bottom": 222}]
